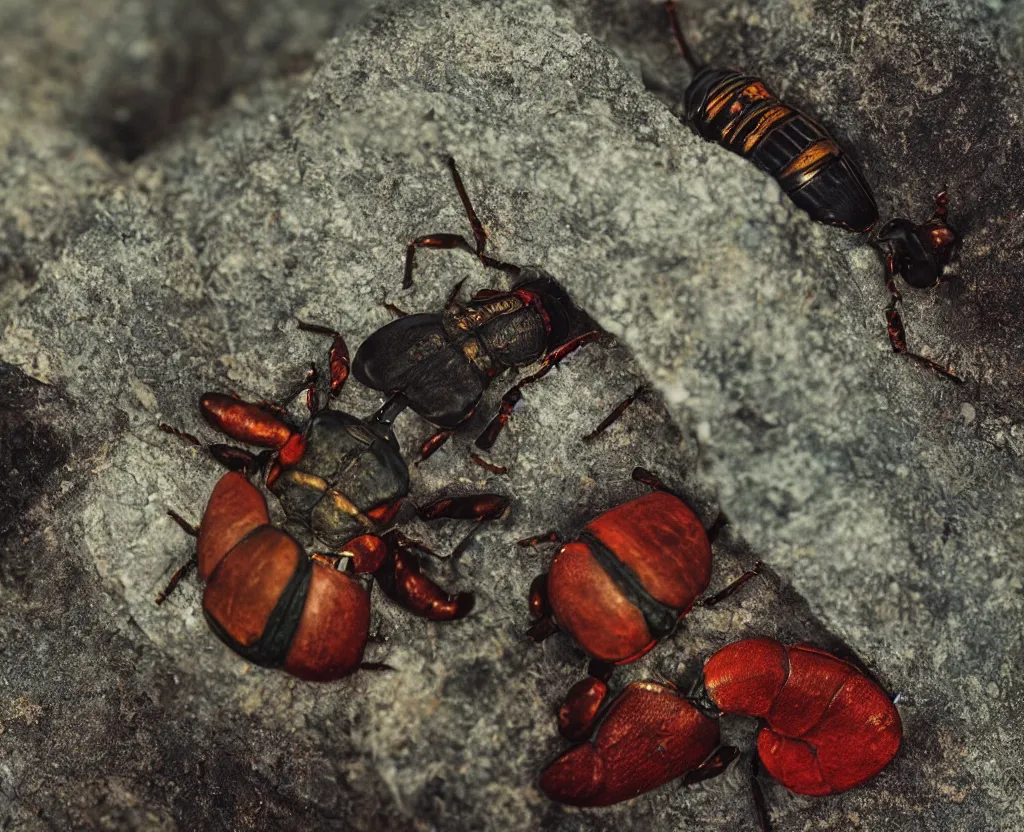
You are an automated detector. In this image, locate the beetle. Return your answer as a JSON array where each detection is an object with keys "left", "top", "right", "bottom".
[
  {"left": 352, "top": 157, "right": 601, "bottom": 461},
  {"left": 539, "top": 680, "right": 737, "bottom": 807},
  {"left": 540, "top": 640, "right": 900, "bottom": 828},
  {"left": 522, "top": 466, "right": 759, "bottom": 740},
  {"left": 157, "top": 327, "right": 509, "bottom": 680},
  {"left": 663, "top": 1, "right": 961, "bottom": 379},
  {"left": 694, "top": 638, "right": 903, "bottom": 798}
]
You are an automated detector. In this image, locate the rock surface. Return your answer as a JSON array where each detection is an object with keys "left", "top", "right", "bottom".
[{"left": 2, "top": 0, "right": 1023, "bottom": 830}]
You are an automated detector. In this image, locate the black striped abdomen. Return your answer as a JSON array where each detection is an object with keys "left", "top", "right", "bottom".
[{"left": 684, "top": 67, "right": 878, "bottom": 232}]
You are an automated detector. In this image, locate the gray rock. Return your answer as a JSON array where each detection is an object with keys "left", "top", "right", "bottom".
[{"left": 1, "top": 0, "right": 1022, "bottom": 830}]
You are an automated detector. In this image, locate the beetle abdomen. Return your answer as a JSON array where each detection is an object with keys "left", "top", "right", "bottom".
[
  {"left": 475, "top": 305, "right": 548, "bottom": 368},
  {"left": 353, "top": 313, "right": 486, "bottom": 428},
  {"left": 198, "top": 472, "right": 370, "bottom": 681},
  {"left": 539, "top": 681, "right": 720, "bottom": 806},
  {"left": 685, "top": 67, "right": 877, "bottom": 232}
]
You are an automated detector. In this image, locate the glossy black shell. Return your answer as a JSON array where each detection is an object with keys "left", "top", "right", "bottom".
[
  {"left": 874, "top": 218, "right": 948, "bottom": 289},
  {"left": 685, "top": 67, "right": 878, "bottom": 233}
]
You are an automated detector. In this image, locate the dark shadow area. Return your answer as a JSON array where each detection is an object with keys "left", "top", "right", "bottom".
[{"left": 81, "top": 0, "right": 376, "bottom": 161}]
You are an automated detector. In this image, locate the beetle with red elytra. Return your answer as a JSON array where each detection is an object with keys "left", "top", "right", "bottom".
[
  {"left": 157, "top": 325, "right": 509, "bottom": 682},
  {"left": 522, "top": 465, "right": 760, "bottom": 741},
  {"left": 541, "top": 637, "right": 903, "bottom": 830}
]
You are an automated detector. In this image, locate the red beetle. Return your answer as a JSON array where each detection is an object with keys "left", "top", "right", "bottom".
[
  {"left": 697, "top": 638, "right": 902, "bottom": 797},
  {"left": 539, "top": 680, "right": 736, "bottom": 807},
  {"left": 523, "top": 467, "right": 758, "bottom": 739},
  {"left": 158, "top": 327, "right": 508, "bottom": 680},
  {"left": 190, "top": 470, "right": 373, "bottom": 681}
]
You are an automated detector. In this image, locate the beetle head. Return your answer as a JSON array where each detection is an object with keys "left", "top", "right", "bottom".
[{"left": 874, "top": 206, "right": 960, "bottom": 290}]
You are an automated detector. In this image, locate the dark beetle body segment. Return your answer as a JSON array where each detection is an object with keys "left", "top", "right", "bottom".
[
  {"left": 353, "top": 268, "right": 573, "bottom": 430},
  {"left": 353, "top": 313, "right": 487, "bottom": 428},
  {"left": 270, "top": 409, "right": 410, "bottom": 548},
  {"left": 684, "top": 67, "right": 878, "bottom": 232},
  {"left": 874, "top": 213, "right": 959, "bottom": 289}
]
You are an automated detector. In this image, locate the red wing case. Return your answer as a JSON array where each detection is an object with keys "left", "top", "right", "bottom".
[
  {"left": 547, "top": 492, "right": 712, "bottom": 663},
  {"left": 540, "top": 681, "right": 720, "bottom": 806},
  {"left": 704, "top": 639, "right": 902, "bottom": 795}
]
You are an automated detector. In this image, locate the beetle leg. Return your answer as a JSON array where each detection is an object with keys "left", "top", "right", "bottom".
[
  {"left": 200, "top": 392, "right": 299, "bottom": 448},
  {"left": 698, "top": 561, "right": 763, "bottom": 608},
  {"left": 446, "top": 157, "right": 523, "bottom": 278},
  {"left": 750, "top": 752, "right": 772, "bottom": 832},
  {"left": 446, "top": 155, "right": 490, "bottom": 257},
  {"left": 386, "top": 530, "right": 442, "bottom": 559},
  {"left": 269, "top": 363, "right": 319, "bottom": 414},
  {"left": 582, "top": 386, "right": 644, "bottom": 442},
  {"left": 665, "top": 1, "right": 704, "bottom": 73},
  {"left": 527, "top": 618, "right": 559, "bottom": 641},
  {"left": 296, "top": 320, "right": 350, "bottom": 398},
  {"left": 415, "top": 494, "right": 511, "bottom": 570},
  {"left": 158, "top": 423, "right": 266, "bottom": 477},
  {"left": 470, "top": 453, "right": 508, "bottom": 475},
  {"left": 679, "top": 745, "right": 740, "bottom": 786},
  {"left": 475, "top": 330, "right": 601, "bottom": 450},
  {"left": 518, "top": 531, "right": 562, "bottom": 548},
  {"left": 558, "top": 676, "right": 610, "bottom": 741},
  {"left": 417, "top": 428, "right": 455, "bottom": 462},
  {"left": 526, "top": 572, "right": 560, "bottom": 641},
  {"left": 374, "top": 531, "right": 474, "bottom": 620},
  {"left": 705, "top": 510, "right": 728, "bottom": 546},
  {"left": 475, "top": 387, "right": 521, "bottom": 451},
  {"left": 358, "top": 661, "right": 396, "bottom": 672},
  {"left": 155, "top": 510, "right": 199, "bottom": 604},
  {"left": 445, "top": 277, "right": 469, "bottom": 310},
  {"left": 472, "top": 288, "right": 506, "bottom": 300},
  {"left": 417, "top": 493, "right": 510, "bottom": 522},
  {"left": 631, "top": 466, "right": 685, "bottom": 499},
  {"left": 337, "top": 534, "right": 389, "bottom": 574},
  {"left": 403, "top": 233, "right": 477, "bottom": 289},
  {"left": 157, "top": 423, "right": 201, "bottom": 447},
  {"left": 404, "top": 157, "right": 522, "bottom": 288},
  {"left": 883, "top": 268, "right": 962, "bottom": 383}
]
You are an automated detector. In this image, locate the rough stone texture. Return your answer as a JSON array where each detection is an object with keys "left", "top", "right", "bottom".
[{"left": 1, "top": 0, "right": 1023, "bottom": 830}]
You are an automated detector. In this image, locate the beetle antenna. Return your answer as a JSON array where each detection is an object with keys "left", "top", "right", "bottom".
[{"left": 665, "top": 2, "right": 704, "bottom": 73}]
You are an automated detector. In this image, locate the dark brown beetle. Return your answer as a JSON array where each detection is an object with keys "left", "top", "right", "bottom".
[{"left": 352, "top": 158, "right": 601, "bottom": 462}]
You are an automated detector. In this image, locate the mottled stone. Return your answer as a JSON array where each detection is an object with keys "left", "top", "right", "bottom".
[{"left": 1, "top": 0, "right": 1022, "bottom": 830}]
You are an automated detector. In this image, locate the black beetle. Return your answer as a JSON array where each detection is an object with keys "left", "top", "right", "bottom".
[
  {"left": 663, "top": 1, "right": 962, "bottom": 380},
  {"left": 352, "top": 157, "right": 601, "bottom": 460}
]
